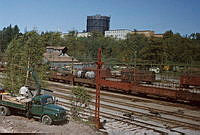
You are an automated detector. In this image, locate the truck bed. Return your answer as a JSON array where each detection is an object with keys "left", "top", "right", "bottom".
[{"left": 0, "top": 94, "right": 27, "bottom": 110}]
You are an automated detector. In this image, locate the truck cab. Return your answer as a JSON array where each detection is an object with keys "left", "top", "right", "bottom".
[{"left": 29, "top": 94, "right": 67, "bottom": 125}]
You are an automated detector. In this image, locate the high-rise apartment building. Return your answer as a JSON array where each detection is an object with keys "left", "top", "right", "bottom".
[{"left": 86, "top": 14, "right": 110, "bottom": 34}]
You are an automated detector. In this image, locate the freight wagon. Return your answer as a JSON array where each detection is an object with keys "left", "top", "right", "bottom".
[
  {"left": 180, "top": 74, "right": 200, "bottom": 88},
  {"left": 121, "top": 68, "right": 155, "bottom": 84}
]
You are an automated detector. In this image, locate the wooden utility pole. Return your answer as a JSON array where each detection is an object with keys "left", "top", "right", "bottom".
[{"left": 95, "top": 48, "right": 103, "bottom": 129}]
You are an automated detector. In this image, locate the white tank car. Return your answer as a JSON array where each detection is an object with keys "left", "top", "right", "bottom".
[
  {"left": 85, "top": 71, "right": 95, "bottom": 79},
  {"left": 76, "top": 70, "right": 83, "bottom": 78}
]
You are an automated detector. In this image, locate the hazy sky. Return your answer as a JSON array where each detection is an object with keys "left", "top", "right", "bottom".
[{"left": 0, "top": 0, "right": 199, "bottom": 35}]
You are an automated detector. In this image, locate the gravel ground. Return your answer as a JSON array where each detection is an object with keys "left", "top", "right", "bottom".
[{"left": 0, "top": 115, "right": 104, "bottom": 134}]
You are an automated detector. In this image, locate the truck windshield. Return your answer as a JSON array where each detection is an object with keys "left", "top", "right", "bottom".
[{"left": 42, "top": 97, "right": 54, "bottom": 104}]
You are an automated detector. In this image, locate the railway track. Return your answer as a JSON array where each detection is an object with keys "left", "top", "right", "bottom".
[
  {"left": 46, "top": 81, "right": 200, "bottom": 134},
  {"left": 57, "top": 101, "right": 172, "bottom": 135},
  {"left": 47, "top": 80, "right": 199, "bottom": 109},
  {"left": 49, "top": 84, "right": 200, "bottom": 123},
  {"left": 53, "top": 89, "right": 200, "bottom": 129}
]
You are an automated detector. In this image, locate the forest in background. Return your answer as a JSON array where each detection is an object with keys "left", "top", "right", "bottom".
[
  {"left": 0, "top": 25, "right": 200, "bottom": 92},
  {"left": 0, "top": 25, "right": 200, "bottom": 66}
]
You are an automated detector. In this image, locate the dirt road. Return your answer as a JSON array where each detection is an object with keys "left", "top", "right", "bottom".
[{"left": 0, "top": 115, "right": 103, "bottom": 134}]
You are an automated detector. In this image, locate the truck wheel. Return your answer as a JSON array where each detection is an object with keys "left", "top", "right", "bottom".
[
  {"left": 0, "top": 106, "right": 10, "bottom": 116},
  {"left": 42, "top": 115, "right": 52, "bottom": 125}
]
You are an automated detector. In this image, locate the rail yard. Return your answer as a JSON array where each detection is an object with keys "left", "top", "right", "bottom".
[
  {"left": 47, "top": 80, "right": 200, "bottom": 135},
  {"left": 0, "top": 1, "right": 200, "bottom": 134},
  {"left": 1, "top": 51, "right": 200, "bottom": 134},
  {"left": 45, "top": 49, "right": 200, "bottom": 134},
  {"left": 48, "top": 66, "right": 200, "bottom": 104}
]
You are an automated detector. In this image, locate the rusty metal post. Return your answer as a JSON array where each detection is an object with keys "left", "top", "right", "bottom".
[{"left": 95, "top": 48, "right": 103, "bottom": 129}]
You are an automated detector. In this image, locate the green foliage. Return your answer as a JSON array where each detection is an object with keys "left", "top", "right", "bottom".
[
  {"left": 0, "top": 25, "right": 20, "bottom": 52},
  {"left": 60, "top": 30, "right": 200, "bottom": 65},
  {"left": 70, "top": 87, "right": 91, "bottom": 120},
  {"left": 140, "top": 37, "right": 164, "bottom": 63},
  {"left": 118, "top": 33, "right": 148, "bottom": 64},
  {"left": 1, "top": 26, "right": 199, "bottom": 76},
  {"left": 2, "top": 31, "right": 47, "bottom": 93},
  {"left": 41, "top": 31, "right": 66, "bottom": 47}
]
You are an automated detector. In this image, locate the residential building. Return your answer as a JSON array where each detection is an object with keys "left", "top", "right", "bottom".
[
  {"left": 77, "top": 32, "right": 91, "bottom": 38},
  {"left": 105, "top": 29, "right": 132, "bottom": 40}
]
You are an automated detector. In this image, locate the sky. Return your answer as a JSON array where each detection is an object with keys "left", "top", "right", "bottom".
[{"left": 0, "top": 0, "right": 199, "bottom": 35}]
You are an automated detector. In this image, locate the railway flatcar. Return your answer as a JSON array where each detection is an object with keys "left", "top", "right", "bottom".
[
  {"left": 82, "top": 67, "right": 112, "bottom": 79},
  {"left": 49, "top": 71, "right": 73, "bottom": 83},
  {"left": 121, "top": 68, "right": 155, "bottom": 84},
  {"left": 74, "top": 77, "right": 96, "bottom": 87},
  {"left": 180, "top": 74, "right": 200, "bottom": 88}
]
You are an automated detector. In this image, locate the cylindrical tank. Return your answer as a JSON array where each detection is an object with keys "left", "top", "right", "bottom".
[
  {"left": 76, "top": 71, "right": 83, "bottom": 78},
  {"left": 85, "top": 71, "right": 95, "bottom": 79}
]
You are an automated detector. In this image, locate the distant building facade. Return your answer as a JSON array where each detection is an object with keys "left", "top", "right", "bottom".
[
  {"left": 77, "top": 32, "right": 91, "bottom": 38},
  {"left": 105, "top": 29, "right": 163, "bottom": 39},
  {"left": 87, "top": 14, "right": 110, "bottom": 34},
  {"left": 131, "top": 30, "right": 155, "bottom": 37},
  {"left": 153, "top": 34, "right": 163, "bottom": 38},
  {"left": 105, "top": 29, "right": 132, "bottom": 40}
]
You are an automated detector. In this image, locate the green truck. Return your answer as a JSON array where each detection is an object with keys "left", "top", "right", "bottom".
[
  {"left": 0, "top": 93, "right": 67, "bottom": 125},
  {"left": 0, "top": 68, "right": 67, "bottom": 125}
]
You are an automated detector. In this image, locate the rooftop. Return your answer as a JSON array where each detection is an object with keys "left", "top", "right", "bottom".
[
  {"left": 44, "top": 52, "right": 78, "bottom": 62},
  {"left": 46, "top": 46, "right": 66, "bottom": 50}
]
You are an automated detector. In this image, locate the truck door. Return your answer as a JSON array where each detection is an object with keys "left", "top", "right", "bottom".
[{"left": 30, "top": 99, "right": 43, "bottom": 116}]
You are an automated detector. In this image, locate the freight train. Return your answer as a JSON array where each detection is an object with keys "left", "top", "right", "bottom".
[
  {"left": 1, "top": 65, "right": 199, "bottom": 103},
  {"left": 49, "top": 67, "right": 200, "bottom": 89},
  {"left": 48, "top": 67, "right": 200, "bottom": 103},
  {"left": 49, "top": 67, "right": 156, "bottom": 85}
]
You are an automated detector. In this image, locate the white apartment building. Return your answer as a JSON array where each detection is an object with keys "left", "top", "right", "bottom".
[
  {"left": 61, "top": 32, "right": 90, "bottom": 38},
  {"left": 105, "top": 29, "right": 132, "bottom": 40},
  {"left": 77, "top": 32, "right": 91, "bottom": 38}
]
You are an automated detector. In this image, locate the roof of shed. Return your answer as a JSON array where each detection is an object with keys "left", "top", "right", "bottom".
[{"left": 43, "top": 52, "right": 78, "bottom": 62}]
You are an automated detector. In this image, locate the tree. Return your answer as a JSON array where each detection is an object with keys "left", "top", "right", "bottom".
[
  {"left": 140, "top": 37, "right": 164, "bottom": 64},
  {"left": 163, "top": 30, "right": 174, "bottom": 39},
  {"left": 41, "top": 31, "right": 66, "bottom": 47},
  {"left": 63, "top": 30, "right": 78, "bottom": 58},
  {"left": 162, "top": 31, "right": 196, "bottom": 64},
  {"left": 2, "top": 31, "right": 47, "bottom": 93},
  {"left": 118, "top": 33, "right": 148, "bottom": 64},
  {"left": 0, "top": 25, "right": 20, "bottom": 52},
  {"left": 70, "top": 87, "right": 91, "bottom": 120}
]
